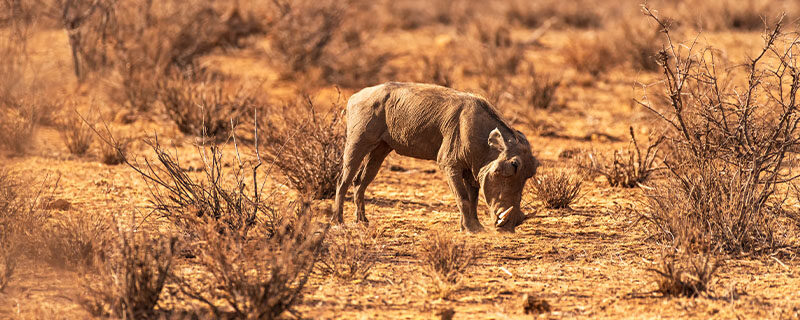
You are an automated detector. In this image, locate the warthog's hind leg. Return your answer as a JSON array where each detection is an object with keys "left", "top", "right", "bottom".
[{"left": 354, "top": 142, "right": 392, "bottom": 224}]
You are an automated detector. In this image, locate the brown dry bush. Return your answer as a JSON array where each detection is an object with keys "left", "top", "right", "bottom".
[
  {"left": 158, "top": 75, "right": 253, "bottom": 138},
  {"left": 532, "top": 169, "right": 582, "bottom": 209},
  {"left": 638, "top": 7, "right": 800, "bottom": 254},
  {"left": 172, "top": 203, "right": 325, "bottom": 319},
  {"left": 419, "top": 51, "right": 457, "bottom": 88},
  {"left": 122, "top": 138, "right": 270, "bottom": 237},
  {"left": 616, "top": 19, "right": 662, "bottom": 72},
  {"left": 80, "top": 214, "right": 176, "bottom": 319},
  {"left": 106, "top": 0, "right": 266, "bottom": 111},
  {"left": 506, "top": 0, "right": 604, "bottom": 29},
  {"left": 318, "top": 224, "right": 385, "bottom": 281},
  {"left": 268, "top": 0, "right": 345, "bottom": 76},
  {"left": 0, "top": 169, "right": 53, "bottom": 291},
  {"left": 561, "top": 32, "right": 618, "bottom": 76},
  {"left": 96, "top": 125, "right": 132, "bottom": 165},
  {"left": 419, "top": 231, "right": 476, "bottom": 284},
  {"left": 516, "top": 65, "right": 562, "bottom": 110},
  {"left": 418, "top": 230, "right": 476, "bottom": 299},
  {"left": 674, "top": 0, "right": 794, "bottom": 31},
  {"left": 42, "top": 212, "right": 110, "bottom": 270},
  {"left": 650, "top": 248, "right": 721, "bottom": 297},
  {"left": 260, "top": 96, "right": 345, "bottom": 200},
  {"left": 57, "top": 109, "right": 95, "bottom": 156},
  {"left": 580, "top": 127, "right": 663, "bottom": 188},
  {"left": 0, "top": 21, "right": 40, "bottom": 154}
]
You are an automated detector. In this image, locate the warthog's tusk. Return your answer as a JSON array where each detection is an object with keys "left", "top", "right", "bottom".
[{"left": 496, "top": 207, "right": 513, "bottom": 226}]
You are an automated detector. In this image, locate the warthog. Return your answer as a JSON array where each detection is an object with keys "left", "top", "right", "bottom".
[{"left": 334, "top": 82, "right": 539, "bottom": 232}]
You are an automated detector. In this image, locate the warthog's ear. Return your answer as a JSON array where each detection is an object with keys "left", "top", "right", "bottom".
[{"left": 488, "top": 128, "right": 507, "bottom": 151}]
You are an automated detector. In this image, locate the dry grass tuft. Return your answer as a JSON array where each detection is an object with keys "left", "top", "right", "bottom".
[
  {"left": 418, "top": 230, "right": 476, "bottom": 296},
  {"left": 0, "top": 169, "right": 53, "bottom": 291},
  {"left": 173, "top": 202, "right": 326, "bottom": 319},
  {"left": 158, "top": 75, "right": 253, "bottom": 139},
  {"left": 650, "top": 249, "right": 721, "bottom": 297},
  {"left": 43, "top": 212, "right": 110, "bottom": 270},
  {"left": 580, "top": 127, "right": 663, "bottom": 188},
  {"left": 318, "top": 224, "right": 385, "bottom": 281},
  {"left": 260, "top": 96, "right": 345, "bottom": 199},
  {"left": 561, "top": 32, "right": 618, "bottom": 76},
  {"left": 80, "top": 214, "right": 176, "bottom": 319},
  {"left": 532, "top": 169, "right": 582, "bottom": 209},
  {"left": 58, "top": 109, "right": 96, "bottom": 156}
]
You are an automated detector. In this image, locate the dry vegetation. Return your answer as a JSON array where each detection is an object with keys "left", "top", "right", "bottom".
[{"left": 2, "top": 0, "right": 800, "bottom": 318}]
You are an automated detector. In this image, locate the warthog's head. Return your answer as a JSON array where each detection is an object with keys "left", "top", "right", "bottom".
[{"left": 479, "top": 128, "right": 539, "bottom": 233}]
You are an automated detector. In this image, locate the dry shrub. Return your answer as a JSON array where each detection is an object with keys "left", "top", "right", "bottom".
[
  {"left": 268, "top": 0, "right": 345, "bottom": 75},
  {"left": 580, "top": 127, "right": 663, "bottom": 188},
  {"left": 96, "top": 125, "right": 132, "bottom": 165},
  {"left": 674, "top": 0, "right": 793, "bottom": 31},
  {"left": 123, "top": 138, "right": 270, "bottom": 237},
  {"left": 532, "top": 169, "right": 582, "bottom": 209},
  {"left": 80, "top": 214, "right": 176, "bottom": 319},
  {"left": 419, "top": 51, "right": 457, "bottom": 88},
  {"left": 517, "top": 65, "right": 561, "bottom": 110},
  {"left": 318, "top": 224, "right": 385, "bottom": 280},
  {"left": 0, "top": 169, "right": 52, "bottom": 291},
  {"left": 0, "top": 22, "right": 41, "bottom": 154},
  {"left": 506, "top": 0, "right": 604, "bottom": 29},
  {"left": 260, "top": 96, "right": 345, "bottom": 200},
  {"left": 419, "top": 231, "right": 476, "bottom": 283},
  {"left": 42, "top": 212, "right": 110, "bottom": 270},
  {"left": 561, "top": 32, "right": 618, "bottom": 76},
  {"left": 173, "top": 203, "right": 325, "bottom": 319},
  {"left": 158, "top": 75, "right": 253, "bottom": 138},
  {"left": 107, "top": 1, "right": 266, "bottom": 111},
  {"left": 638, "top": 7, "right": 800, "bottom": 254},
  {"left": 418, "top": 231, "right": 476, "bottom": 299},
  {"left": 57, "top": 109, "right": 95, "bottom": 156},
  {"left": 650, "top": 248, "right": 721, "bottom": 297},
  {"left": 616, "top": 19, "right": 662, "bottom": 72}
]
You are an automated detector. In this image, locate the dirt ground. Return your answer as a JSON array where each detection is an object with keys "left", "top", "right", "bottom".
[{"left": 2, "top": 10, "right": 800, "bottom": 320}]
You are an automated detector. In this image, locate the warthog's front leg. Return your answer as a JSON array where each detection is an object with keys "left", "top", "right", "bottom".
[{"left": 442, "top": 167, "right": 484, "bottom": 233}]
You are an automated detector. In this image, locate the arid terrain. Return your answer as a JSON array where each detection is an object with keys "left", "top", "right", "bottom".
[{"left": 1, "top": 0, "right": 800, "bottom": 319}]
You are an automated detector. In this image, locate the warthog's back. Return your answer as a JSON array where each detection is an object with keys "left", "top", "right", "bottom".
[{"left": 347, "top": 82, "right": 501, "bottom": 161}]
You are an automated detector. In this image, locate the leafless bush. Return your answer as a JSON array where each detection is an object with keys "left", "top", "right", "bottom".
[
  {"left": 122, "top": 137, "right": 270, "bottom": 237},
  {"left": 637, "top": 7, "right": 800, "bottom": 254},
  {"left": 0, "top": 169, "right": 53, "bottom": 291},
  {"left": 97, "top": 126, "right": 132, "bottom": 165},
  {"left": 268, "top": 0, "right": 345, "bottom": 75},
  {"left": 580, "top": 127, "right": 663, "bottom": 188},
  {"left": 418, "top": 230, "right": 476, "bottom": 299},
  {"left": 107, "top": 1, "right": 266, "bottom": 111},
  {"left": 561, "top": 32, "right": 618, "bottom": 76},
  {"left": 419, "top": 51, "right": 457, "bottom": 88},
  {"left": 419, "top": 231, "right": 476, "bottom": 284},
  {"left": 58, "top": 109, "right": 95, "bottom": 156},
  {"left": 517, "top": 65, "right": 561, "bottom": 110},
  {"left": 616, "top": 19, "right": 662, "bottom": 72},
  {"left": 42, "top": 212, "right": 110, "bottom": 270},
  {"left": 260, "top": 96, "right": 345, "bottom": 200},
  {"left": 173, "top": 202, "right": 326, "bottom": 319},
  {"left": 318, "top": 224, "right": 384, "bottom": 280},
  {"left": 80, "top": 214, "right": 176, "bottom": 319},
  {"left": 532, "top": 169, "right": 582, "bottom": 209},
  {"left": 158, "top": 75, "right": 253, "bottom": 138},
  {"left": 649, "top": 248, "right": 721, "bottom": 297},
  {"left": 506, "top": 0, "right": 604, "bottom": 29},
  {"left": 675, "top": 0, "right": 793, "bottom": 31}
]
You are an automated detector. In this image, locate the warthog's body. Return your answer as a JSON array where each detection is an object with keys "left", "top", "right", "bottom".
[{"left": 334, "top": 82, "right": 538, "bottom": 232}]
